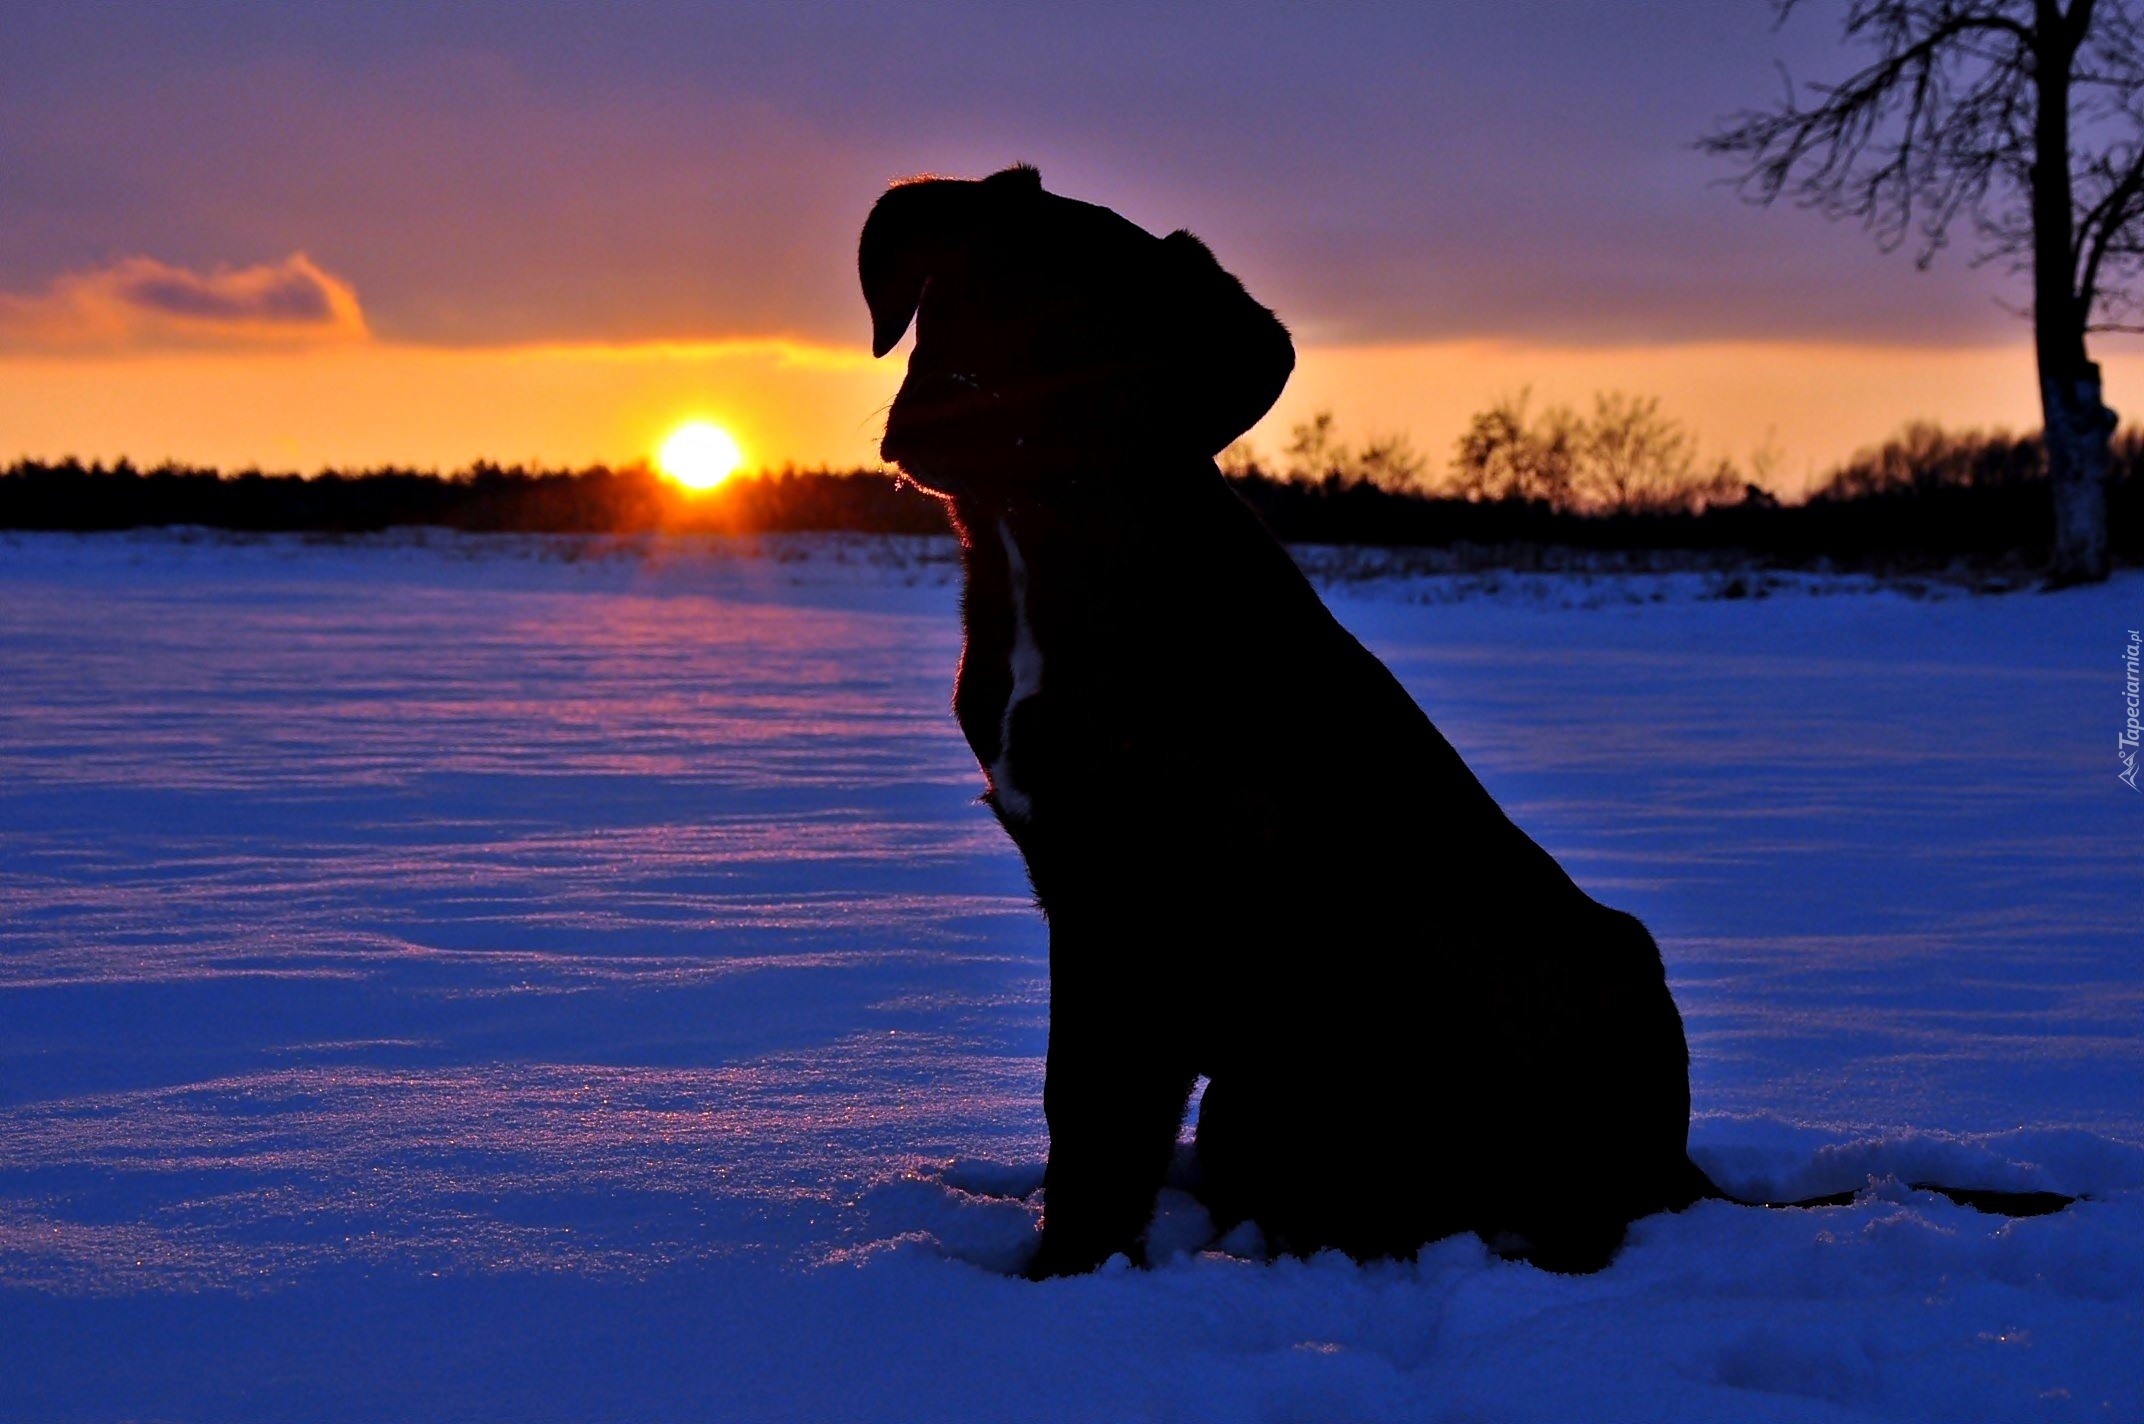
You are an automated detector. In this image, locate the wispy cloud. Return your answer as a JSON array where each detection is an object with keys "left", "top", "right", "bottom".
[
  {"left": 0, "top": 255, "right": 368, "bottom": 352},
  {"left": 493, "top": 336, "right": 880, "bottom": 371}
]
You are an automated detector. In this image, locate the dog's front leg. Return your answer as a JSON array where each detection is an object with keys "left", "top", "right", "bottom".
[{"left": 1027, "top": 930, "right": 1193, "bottom": 1279}]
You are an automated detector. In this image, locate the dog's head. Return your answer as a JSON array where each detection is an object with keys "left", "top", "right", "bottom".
[{"left": 860, "top": 165, "right": 1294, "bottom": 500}]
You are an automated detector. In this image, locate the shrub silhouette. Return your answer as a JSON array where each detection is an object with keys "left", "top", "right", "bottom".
[{"left": 1445, "top": 391, "right": 1741, "bottom": 515}]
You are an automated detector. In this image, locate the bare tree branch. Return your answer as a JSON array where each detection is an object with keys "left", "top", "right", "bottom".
[
  {"left": 1703, "top": 0, "right": 2144, "bottom": 326},
  {"left": 1700, "top": 4, "right": 2042, "bottom": 263},
  {"left": 1705, "top": 0, "right": 2131, "bottom": 581}
]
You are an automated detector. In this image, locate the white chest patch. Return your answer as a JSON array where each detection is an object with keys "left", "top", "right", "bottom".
[{"left": 991, "top": 518, "right": 1045, "bottom": 821}]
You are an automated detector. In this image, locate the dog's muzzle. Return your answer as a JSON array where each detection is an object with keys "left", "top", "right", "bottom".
[{"left": 882, "top": 370, "right": 1007, "bottom": 468}]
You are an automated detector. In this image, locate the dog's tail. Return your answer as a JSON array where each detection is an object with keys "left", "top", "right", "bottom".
[{"left": 1677, "top": 1156, "right": 2075, "bottom": 1217}]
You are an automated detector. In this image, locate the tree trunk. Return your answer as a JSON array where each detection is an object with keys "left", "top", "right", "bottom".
[
  {"left": 2041, "top": 362, "right": 2116, "bottom": 585},
  {"left": 2031, "top": 3, "right": 2114, "bottom": 585}
]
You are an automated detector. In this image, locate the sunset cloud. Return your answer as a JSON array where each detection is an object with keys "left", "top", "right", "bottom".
[{"left": 0, "top": 254, "right": 368, "bottom": 352}]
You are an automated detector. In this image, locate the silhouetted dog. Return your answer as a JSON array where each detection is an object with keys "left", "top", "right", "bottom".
[{"left": 858, "top": 166, "right": 2068, "bottom": 1278}]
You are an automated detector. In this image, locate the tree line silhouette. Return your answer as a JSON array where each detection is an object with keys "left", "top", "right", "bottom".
[{"left": 3, "top": 410, "right": 2136, "bottom": 570}]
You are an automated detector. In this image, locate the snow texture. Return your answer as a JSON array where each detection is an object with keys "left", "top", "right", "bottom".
[{"left": 0, "top": 530, "right": 2138, "bottom": 1422}]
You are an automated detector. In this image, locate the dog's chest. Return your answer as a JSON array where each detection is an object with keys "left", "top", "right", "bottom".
[
  {"left": 988, "top": 520, "right": 1048, "bottom": 820},
  {"left": 958, "top": 518, "right": 1049, "bottom": 823}
]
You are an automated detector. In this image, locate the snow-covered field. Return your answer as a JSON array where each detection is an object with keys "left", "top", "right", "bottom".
[{"left": 1, "top": 531, "right": 2137, "bottom": 1423}]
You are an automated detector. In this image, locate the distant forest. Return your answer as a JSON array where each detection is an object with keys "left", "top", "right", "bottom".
[{"left": 4, "top": 413, "right": 2139, "bottom": 571}]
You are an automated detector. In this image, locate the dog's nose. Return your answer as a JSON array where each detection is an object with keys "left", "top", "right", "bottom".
[{"left": 879, "top": 425, "right": 911, "bottom": 465}]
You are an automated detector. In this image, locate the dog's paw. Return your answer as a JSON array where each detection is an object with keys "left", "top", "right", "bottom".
[{"left": 1022, "top": 1231, "right": 1133, "bottom": 1281}]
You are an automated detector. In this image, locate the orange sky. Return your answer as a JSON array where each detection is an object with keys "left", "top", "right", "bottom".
[
  {"left": 3, "top": 328, "right": 2134, "bottom": 500},
  {"left": 12, "top": 7, "right": 2144, "bottom": 497}
]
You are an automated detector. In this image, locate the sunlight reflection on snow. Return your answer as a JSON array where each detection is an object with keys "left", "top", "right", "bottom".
[{"left": 0, "top": 533, "right": 2136, "bottom": 1296}]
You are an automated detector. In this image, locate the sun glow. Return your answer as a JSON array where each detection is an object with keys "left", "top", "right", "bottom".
[{"left": 657, "top": 420, "right": 744, "bottom": 490}]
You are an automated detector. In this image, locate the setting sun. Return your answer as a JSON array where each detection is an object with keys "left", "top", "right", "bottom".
[{"left": 657, "top": 421, "right": 744, "bottom": 490}]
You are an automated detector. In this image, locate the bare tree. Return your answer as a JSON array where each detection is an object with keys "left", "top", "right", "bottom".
[
  {"left": 1703, "top": 0, "right": 2143, "bottom": 583},
  {"left": 1579, "top": 391, "right": 1703, "bottom": 512},
  {"left": 1449, "top": 390, "right": 1583, "bottom": 507},
  {"left": 1354, "top": 432, "right": 1432, "bottom": 491},
  {"left": 1276, "top": 412, "right": 1431, "bottom": 490},
  {"left": 1282, "top": 410, "right": 1351, "bottom": 484},
  {"left": 1449, "top": 390, "right": 1739, "bottom": 513},
  {"left": 1216, "top": 439, "right": 1263, "bottom": 480}
]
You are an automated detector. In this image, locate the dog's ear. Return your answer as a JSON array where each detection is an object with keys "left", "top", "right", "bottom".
[
  {"left": 859, "top": 180, "right": 965, "bottom": 358},
  {"left": 1157, "top": 231, "right": 1295, "bottom": 455},
  {"left": 859, "top": 166, "right": 1042, "bottom": 358}
]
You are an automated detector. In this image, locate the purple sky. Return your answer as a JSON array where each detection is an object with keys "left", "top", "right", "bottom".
[{"left": 1, "top": 0, "right": 2039, "bottom": 353}]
